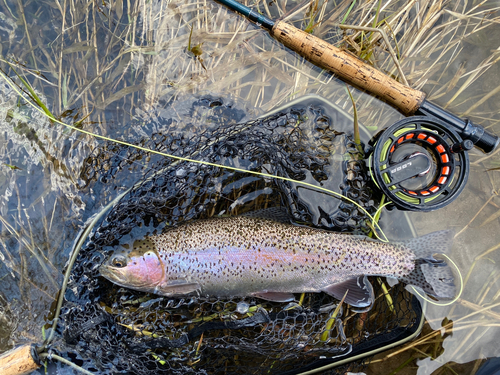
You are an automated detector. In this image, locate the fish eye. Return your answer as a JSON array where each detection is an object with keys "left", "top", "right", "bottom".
[{"left": 111, "top": 255, "right": 127, "bottom": 268}]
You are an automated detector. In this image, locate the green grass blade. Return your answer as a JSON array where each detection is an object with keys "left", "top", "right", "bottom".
[
  {"left": 345, "top": 84, "right": 362, "bottom": 155},
  {"left": 7, "top": 63, "right": 55, "bottom": 120},
  {"left": 320, "top": 290, "right": 348, "bottom": 342},
  {"left": 372, "top": 0, "right": 382, "bottom": 28},
  {"left": 341, "top": 0, "right": 356, "bottom": 24}
]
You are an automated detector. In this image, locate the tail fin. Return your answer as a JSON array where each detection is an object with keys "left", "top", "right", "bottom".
[
  {"left": 399, "top": 230, "right": 456, "bottom": 299},
  {"left": 402, "top": 230, "right": 454, "bottom": 259}
]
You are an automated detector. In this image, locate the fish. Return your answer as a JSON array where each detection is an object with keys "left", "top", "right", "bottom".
[{"left": 99, "top": 215, "right": 456, "bottom": 310}]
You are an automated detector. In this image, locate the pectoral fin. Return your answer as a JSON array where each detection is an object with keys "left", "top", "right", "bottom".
[
  {"left": 252, "top": 292, "right": 295, "bottom": 302},
  {"left": 322, "top": 276, "right": 374, "bottom": 312},
  {"left": 386, "top": 276, "right": 399, "bottom": 287},
  {"left": 156, "top": 279, "right": 201, "bottom": 296}
]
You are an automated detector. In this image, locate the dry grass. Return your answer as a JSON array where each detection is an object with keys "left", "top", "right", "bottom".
[
  {"left": 1, "top": 0, "right": 500, "bottom": 373},
  {"left": 3, "top": 0, "right": 499, "bottom": 131},
  {"left": 1, "top": 0, "right": 499, "bottom": 122}
]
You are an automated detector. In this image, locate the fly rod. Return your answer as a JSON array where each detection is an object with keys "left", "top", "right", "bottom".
[{"left": 215, "top": 0, "right": 499, "bottom": 154}]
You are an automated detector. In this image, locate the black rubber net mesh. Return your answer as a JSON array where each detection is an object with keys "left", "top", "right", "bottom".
[{"left": 52, "top": 98, "right": 422, "bottom": 374}]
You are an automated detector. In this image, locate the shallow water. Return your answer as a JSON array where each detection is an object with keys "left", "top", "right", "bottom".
[{"left": 0, "top": 0, "right": 499, "bottom": 373}]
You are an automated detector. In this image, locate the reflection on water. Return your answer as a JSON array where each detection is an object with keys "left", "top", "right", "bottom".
[
  {"left": 402, "top": 23, "right": 500, "bottom": 374},
  {"left": 0, "top": 0, "right": 499, "bottom": 373},
  {"left": 0, "top": 80, "right": 88, "bottom": 350}
]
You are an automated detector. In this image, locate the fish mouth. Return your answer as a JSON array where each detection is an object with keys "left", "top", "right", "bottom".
[
  {"left": 99, "top": 264, "right": 153, "bottom": 290},
  {"left": 99, "top": 264, "right": 129, "bottom": 285}
]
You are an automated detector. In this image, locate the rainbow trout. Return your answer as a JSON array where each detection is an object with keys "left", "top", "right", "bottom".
[{"left": 100, "top": 216, "right": 455, "bottom": 309}]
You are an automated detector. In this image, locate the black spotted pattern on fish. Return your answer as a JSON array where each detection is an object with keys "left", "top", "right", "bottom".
[
  {"left": 100, "top": 216, "right": 455, "bottom": 301},
  {"left": 148, "top": 216, "right": 415, "bottom": 297}
]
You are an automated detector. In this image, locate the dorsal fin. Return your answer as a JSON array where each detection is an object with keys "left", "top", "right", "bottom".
[{"left": 241, "top": 207, "right": 291, "bottom": 224}]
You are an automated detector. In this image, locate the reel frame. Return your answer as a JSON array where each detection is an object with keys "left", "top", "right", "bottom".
[{"left": 370, "top": 116, "right": 470, "bottom": 212}]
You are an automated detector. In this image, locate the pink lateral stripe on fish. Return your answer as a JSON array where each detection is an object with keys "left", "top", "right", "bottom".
[{"left": 99, "top": 216, "right": 456, "bottom": 309}]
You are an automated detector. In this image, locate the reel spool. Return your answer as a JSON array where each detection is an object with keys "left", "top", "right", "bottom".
[{"left": 370, "top": 116, "right": 471, "bottom": 212}]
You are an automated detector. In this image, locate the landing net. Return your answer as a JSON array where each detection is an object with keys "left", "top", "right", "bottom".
[{"left": 53, "top": 97, "right": 421, "bottom": 374}]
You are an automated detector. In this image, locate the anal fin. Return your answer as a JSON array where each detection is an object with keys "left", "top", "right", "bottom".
[
  {"left": 156, "top": 279, "right": 201, "bottom": 296},
  {"left": 322, "top": 276, "right": 375, "bottom": 312},
  {"left": 252, "top": 292, "right": 295, "bottom": 302}
]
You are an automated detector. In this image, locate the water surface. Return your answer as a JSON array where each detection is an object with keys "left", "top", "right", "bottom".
[{"left": 0, "top": 0, "right": 499, "bottom": 373}]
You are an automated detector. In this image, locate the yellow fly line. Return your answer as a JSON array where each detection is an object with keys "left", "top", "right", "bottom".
[
  {"left": 0, "top": 69, "right": 464, "bottom": 305},
  {"left": 0, "top": 69, "right": 389, "bottom": 241}
]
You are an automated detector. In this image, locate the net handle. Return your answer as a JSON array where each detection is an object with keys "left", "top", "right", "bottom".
[{"left": 0, "top": 344, "right": 41, "bottom": 375}]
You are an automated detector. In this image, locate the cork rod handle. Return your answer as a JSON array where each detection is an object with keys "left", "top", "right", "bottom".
[{"left": 271, "top": 21, "right": 425, "bottom": 116}]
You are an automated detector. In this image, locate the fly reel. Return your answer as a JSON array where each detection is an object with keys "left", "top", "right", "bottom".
[{"left": 369, "top": 117, "right": 471, "bottom": 211}]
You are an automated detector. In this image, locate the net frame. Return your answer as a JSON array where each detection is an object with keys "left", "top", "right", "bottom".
[{"left": 44, "top": 95, "right": 424, "bottom": 375}]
